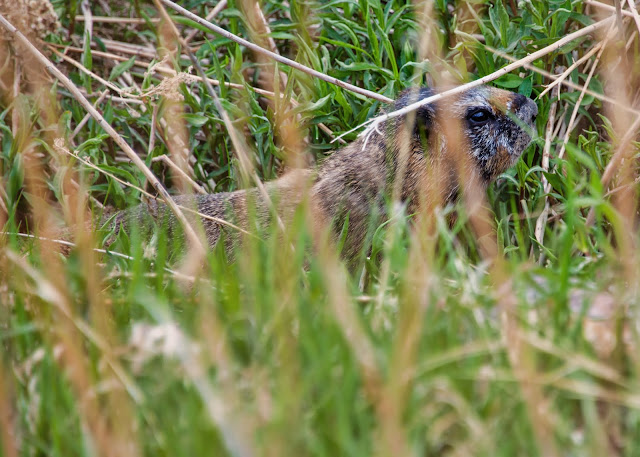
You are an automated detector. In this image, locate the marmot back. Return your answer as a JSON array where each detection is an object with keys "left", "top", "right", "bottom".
[{"left": 111, "top": 85, "right": 537, "bottom": 262}]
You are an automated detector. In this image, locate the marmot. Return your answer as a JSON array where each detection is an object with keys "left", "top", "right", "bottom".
[{"left": 111, "top": 85, "right": 537, "bottom": 262}]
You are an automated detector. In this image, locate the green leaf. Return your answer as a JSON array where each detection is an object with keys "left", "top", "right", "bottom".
[
  {"left": 292, "top": 94, "right": 333, "bottom": 116},
  {"left": 77, "top": 134, "right": 110, "bottom": 154},
  {"left": 183, "top": 114, "right": 209, "bottom": 128},
  {"left": 519, "top": 77, "right": 533, "bottom": 97},
  {"left": 337, "top": 61, "right": 394, "bottom": 77},
  {"left": 488, "top": 1, "right": 510, "bottom": 48},
  {"left": 318, "top": 37, "right": 370, "bottom": 57},
  {"left": 82, "top": 29, "right": 92, "bottom": 71},
  {"left": 109, "top": 56, "right": 137, "bottom": 82},
  {"left": 494, "top": 74, "right": 523, "bottom": 89}
]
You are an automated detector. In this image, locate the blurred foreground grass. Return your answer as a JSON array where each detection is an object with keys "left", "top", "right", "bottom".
[{"left": 1, "top": 0, "right": 640, "bottom": 456}]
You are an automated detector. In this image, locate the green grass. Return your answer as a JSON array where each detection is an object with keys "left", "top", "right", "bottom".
[{"left": 2, "top": 0, "right": 640, "bottom": 456}]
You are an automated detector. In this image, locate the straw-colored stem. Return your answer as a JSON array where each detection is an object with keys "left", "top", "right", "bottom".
[
  {"left": 351, "top": 15, "right": 615, "bottom": 143},
  {"left": 185, "top": 0, "right": 227, "bottom": 43},
  {"left": 0, "top": 13, "right": 206, "bottom": 254},
  {"left": 159, "top": 0, "right": 393, "bottom": 103}
]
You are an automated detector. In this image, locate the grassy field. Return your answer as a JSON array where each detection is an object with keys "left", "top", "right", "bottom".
[{"left": 1, "top": 0, "right": 640, "bottom": 455}]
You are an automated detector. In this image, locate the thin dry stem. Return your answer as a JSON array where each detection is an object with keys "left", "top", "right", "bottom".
[
  {"left": 349, "top": 15, "right": 615, "bottom": 144},
  {"left": 152, "top": 154, "right": 207, "bottom": 194},
  {"left": 69, "top": 89, "right": 109, "bottom": 142},
  {"left": 557, "top": 28, "right": 612, "bottom": 160},
  {"left": 99, "top": 37, "right": 159, "bottom": 59},
  {"left": 49, "top": 46, "right": 125, "bottom": 95},
  {"left": 4, "top": 232, "right": 200, "bottom": 282},
  {"left": 155, "top": 19, "right": 197, "bottom": 198},
  {"left": 538, "top": 43, "right": 603, "bottom": 98},
  {"left": 11, "top": 54, "right": 20, "bottom": 136},
  {"left": 81, "top": 0, "right": 92, "bottom": 47},
  {"left": 185, "top": 0, "right": 228, "bottom": 43},
  {"left": 534, "top": 81, "right": 560, "bottom": 250},
  {"left": 0, "top": 12, "right": 206, "bottom": 255},
  {"left": 75, "top": 16, "right": 161, "bottom": 24},
  {"left": 148, "top": 102, "right": 158, "bottom": 157},
  {"left": 586, "top": 0, "right": 636, "bottom": 17},
  {"left": 626, "top": 0, "right": 640, "bottom": 35},
  {"left": 485, "top": 44, "right": 640, "bottom": 116},
  {"left": 585, "top": 112, "right": 640, "bottom": 227},
  {"left": 54, "top": 140, "right": 254, "bottom": 236},
  {"left": 160, "top": 0, "right": 393, "bottom": 103},
  {"left": 153, "top": 0, "right": 290, "bottom": 238}
]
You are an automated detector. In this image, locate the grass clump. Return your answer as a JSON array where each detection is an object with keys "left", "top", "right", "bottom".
[{"left": 1, "top": 1, "right": 640, "bottom": 456}]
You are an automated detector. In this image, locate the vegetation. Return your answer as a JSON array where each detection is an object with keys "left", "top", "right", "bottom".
[{"left": 1, "top": 0, "right": 639, "bottom": 455}]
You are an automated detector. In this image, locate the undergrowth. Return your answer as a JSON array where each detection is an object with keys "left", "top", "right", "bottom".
[{"left": 1, "top": 0, "right": 640, "bottom": 456}]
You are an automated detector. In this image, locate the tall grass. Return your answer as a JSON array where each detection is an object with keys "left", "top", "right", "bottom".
[{"left": 1, "top": 0, "right": 640, "bottom": 456}]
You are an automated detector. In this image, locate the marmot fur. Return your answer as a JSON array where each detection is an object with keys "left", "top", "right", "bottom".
[{"left": 111, "top": 85, "right": 538, "bottom": 262}]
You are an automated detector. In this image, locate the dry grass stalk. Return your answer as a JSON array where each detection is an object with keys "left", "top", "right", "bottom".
[
  {"left": 586, "top": 0, "right": 636, "bottom": 17},
  {"left": 371, "top": 5, "right": 442, "bottom": 453},
  {"left": 626, "top": 0, "right": 640, "bottom": 33},
  {"left": 98, "top": 37, "right": 159, "bottom": 59},
  {"left": 81, "top": 0, "right": 92, "bottom": 48},
  {"left": 155, "top": 20, "right": 198, "bottom": 196},
  {"left": 48, "top": 46, "right": 125, "bottom": 95},
  {"left": 557, "top": 26, "right": 613, "bottom": 160},
  {"left": 147, "top": 102, "right": 158, "bottom": 157},
  {"left": 0, "top": 12, "right": 207, "bottom": 256},
  {"left": 54, "top": 140, "right": 253, "bottom": 236},
  {"left": 598, "top": 26, "right": 640, "bottom": 280},
  {"left": 486, "top": 44, "right": 640, "bottom": 115},
  {"left": 160, "top": 0, "right": 393, "bottom": 103},
  {"left": 537, "top": 43, "right": 603, "bottom": 98},
  {"left": 75, "top": 16, "right": 161, "bottom": 24},
  {"left": 349, "top": 15, "right": 616, "bottom": 143},
  {"left": 153, "top": 0, "right": 291, "bottom": 240},
  {"left": 69, "top": 89, "right": 109, "bottom": 142},
  {"left": 152, "top": 155, "right": 208, "bottom": 194},
  {"left": 239, "top": 0, "right": 307, "bottom": 167},
  {"left": 5, "top": 250, "right": 143, "bottom": 457},
  {"left": 10, "top": 53, "right": 20, "bottom": 136},
  {"left": 184, "top": 0, "right": 227, "bottom": 43},
  {"left": 534, "top": 77, "right": 561, "bottom": 250}
]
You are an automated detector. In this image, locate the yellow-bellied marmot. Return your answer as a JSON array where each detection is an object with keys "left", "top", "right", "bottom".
[{"left": 111, "top": 85, "right": 538, "bottom": 261}]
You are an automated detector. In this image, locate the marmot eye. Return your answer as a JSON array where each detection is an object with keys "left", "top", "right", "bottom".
[{"left": 468, "top": 109, "right": 492, "bottom": 124}]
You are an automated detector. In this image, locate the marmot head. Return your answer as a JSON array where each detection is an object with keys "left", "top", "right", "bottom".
[{"left": 392, "top": 85, "right": 538, "bottom": 183}]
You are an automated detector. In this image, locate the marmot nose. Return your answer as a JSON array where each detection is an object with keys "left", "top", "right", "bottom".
[{"left": 513, "top": 93, "right": 538, "bottom": 125}]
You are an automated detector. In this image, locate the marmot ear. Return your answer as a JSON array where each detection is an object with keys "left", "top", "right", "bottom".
[{"left": 393, "top": 87, "right": 436, "bottom": 139}]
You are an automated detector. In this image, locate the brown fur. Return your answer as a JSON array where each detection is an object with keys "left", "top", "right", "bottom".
[{"left": 111, "top": 85, "right": 537, "bottom": 262}]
